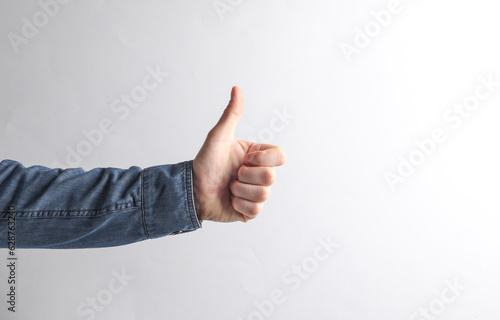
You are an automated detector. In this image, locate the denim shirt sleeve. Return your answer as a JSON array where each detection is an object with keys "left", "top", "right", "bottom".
[{"left": 0, "top": 159, "right": 202, "bottom": 249}]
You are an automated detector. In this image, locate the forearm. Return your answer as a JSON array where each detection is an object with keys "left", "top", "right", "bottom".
[{"left": 0, "top": 159, "right": 202, "bottom": 249}]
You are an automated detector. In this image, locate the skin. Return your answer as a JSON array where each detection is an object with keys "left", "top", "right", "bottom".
[{"left": 192, "top": 86, "right": 286, "bottom": 223}]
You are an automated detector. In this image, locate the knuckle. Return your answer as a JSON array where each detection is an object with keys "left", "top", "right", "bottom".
[
  {"left": 248, "top": 204, "right": 262, "bottom": 217},
  {"left": 255, "top": 202, "right": 264, "bottom": 214},
  {"left": 278, "top": 151, "right": 287, "bottom": 165},
  {"left": 262, "top": 168, "right": 276, "bottom": 184},
  {"left": 258, "top": 186, "right": 271, "bottom": 201},
  {"left": 264, "top": 186, "right": 271, "bottom": 199},
  {"left": 207, "top": 127, "right": 217, "bottom": 139}
]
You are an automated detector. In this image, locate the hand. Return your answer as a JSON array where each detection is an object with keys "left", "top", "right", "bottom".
[{"left": 192, "top": 86, "right": 286, "bottom": 223}]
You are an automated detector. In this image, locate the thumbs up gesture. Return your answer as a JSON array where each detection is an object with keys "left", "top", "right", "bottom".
[{"left": 193, "top": 86, "right": 286, "bottom": 223}]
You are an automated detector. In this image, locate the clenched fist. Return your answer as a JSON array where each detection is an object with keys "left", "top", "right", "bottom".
[{"left": 193, "top": 86, "right": 286, "bottom": 223}]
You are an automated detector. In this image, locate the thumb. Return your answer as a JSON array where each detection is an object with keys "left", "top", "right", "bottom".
[{"left": 210, "top": 86, "right": 244, "bottom": 139}]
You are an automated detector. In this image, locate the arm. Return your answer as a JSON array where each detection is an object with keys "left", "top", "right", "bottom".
[
  {"left": 0, "top": 159, "right": 201, "bottom": 249},
  {"left": 0, "top": 86, "right": 286, "bottom": 249}
]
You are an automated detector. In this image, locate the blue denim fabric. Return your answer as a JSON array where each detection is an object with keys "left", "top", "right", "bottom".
[{"left": 0, "top": 159, "right": 202, "bottom": 249}]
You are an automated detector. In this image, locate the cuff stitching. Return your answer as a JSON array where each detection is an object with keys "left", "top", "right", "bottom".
[{"left": 186, "top": 161, "right": 201, "bottom": 228}]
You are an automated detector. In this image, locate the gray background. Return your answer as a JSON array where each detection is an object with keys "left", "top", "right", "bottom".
[{"left": 1, "top": 0, "right": 500, "bottom": 319}]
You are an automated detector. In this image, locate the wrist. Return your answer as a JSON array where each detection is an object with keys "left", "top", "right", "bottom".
[{"left": 193, "top": 186, "right": 204, "bottom": 222}]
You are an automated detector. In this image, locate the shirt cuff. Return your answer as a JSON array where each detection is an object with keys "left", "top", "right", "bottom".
[{"left": 142, "top": 160, "right": 202, "bottom": 239}]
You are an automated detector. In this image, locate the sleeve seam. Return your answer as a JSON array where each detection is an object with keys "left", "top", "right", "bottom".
[{"left": 141, "top": 169, "right": 151, "bottom": 239}]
